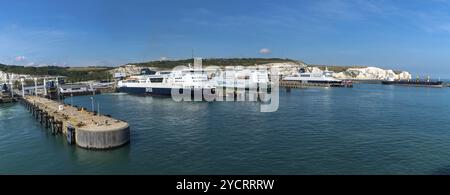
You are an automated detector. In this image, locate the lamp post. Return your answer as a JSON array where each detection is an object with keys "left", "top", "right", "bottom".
[
  {"left": 34, "top": 78, "right": 38, "bottom": 96},
  {"left": 56, "top": 77, "right": 60, "bottom": 102},
  {"left": 9, "top": 74, "right": 13, "bottom": 98},
  {"left": 21, "top": 78, "right": 24, "bottom": 97},
  {"left": 90, "top": 96, "right": 94, "bottom": 112},
  {"left": 43, "top": 78, "right": 47, "bottom": 96}
]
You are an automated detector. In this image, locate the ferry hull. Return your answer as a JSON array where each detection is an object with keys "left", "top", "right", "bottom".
[
  {"left": 382, "top": 81, "right": 444, "bottom": 88},
  {"left": 118, "top": 87, "right": 216, "bottom": 97},
  {"left": 119, "top": 87, "right": 172, "bottom": 96}
]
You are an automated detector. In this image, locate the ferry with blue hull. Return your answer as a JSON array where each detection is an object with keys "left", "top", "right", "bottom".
[
  {"left": 117, "top": 69, "right": 216, "bottom": 97},
  {"left": 118, "top": 86, "right": 173, "bottom": 95}
]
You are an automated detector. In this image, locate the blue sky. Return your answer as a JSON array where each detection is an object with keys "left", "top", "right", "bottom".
[{"left": 1, "top": 0, "right": 450, "bottom": 77}]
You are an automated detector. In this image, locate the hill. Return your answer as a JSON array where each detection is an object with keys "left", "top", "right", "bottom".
[
  {"left": 309, "top": 65, "right": 368, "bottom": 73},
  {"left": 128, "top": 58, "right": 300, "bottom": 69},
  {"left": 0, "top": 64, "right": 113, "bottom": 83}
]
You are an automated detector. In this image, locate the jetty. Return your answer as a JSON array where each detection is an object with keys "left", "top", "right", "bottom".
[
  {"left": 0, "top": 93, "right": 15, "bottom": 103},
  {"left": 280, "top": 80, "right": 353, "bottom": 88},
  {"left": 21, "top": 96, "right": 130, "bottom": 150}
]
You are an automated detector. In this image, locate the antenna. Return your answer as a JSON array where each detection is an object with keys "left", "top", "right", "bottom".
[{"left": 192, "top": 48, "right": 194, "bottom": 60}]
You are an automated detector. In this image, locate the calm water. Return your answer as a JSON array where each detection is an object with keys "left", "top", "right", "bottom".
[{"left": 1, "top": 84, "right": 450, "bottom": 175}]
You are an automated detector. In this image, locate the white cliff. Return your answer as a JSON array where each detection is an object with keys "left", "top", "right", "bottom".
[
  {"left": 109, "top": 62, "right": 411, "bottom": 82},
  {"left": 0, "top": 71, "right": 6, "bottom": 82},
  {"left": 111, "top": 62, "right": 307, "bottom": 77},
  {"left": 333, "top": 67, "right": 411, "bottom": 80},
  {"left": 109, "top": 65, "right": 144, "bottom": 77},
  {"left": 263, "top": 62, "right": 306, "bottom": 76}
]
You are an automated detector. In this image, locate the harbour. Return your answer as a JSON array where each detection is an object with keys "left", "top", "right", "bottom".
[
  {"left": 2, "top": 84, "right": 450, "bottom": 174},
  {"left": 5, "top": 1, "right": 450, "bottom": 191},
  {"left": 0, "top": 43, "right": 448, "bottom": 175}
]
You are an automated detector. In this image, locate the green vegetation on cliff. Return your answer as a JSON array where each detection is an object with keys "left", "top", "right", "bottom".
[
  {"left": 0, "top": 64, "right": 113, "bottom": 83},
  {"left": 128, "top": 58, "right": 300, "bottom": 69},
  {"left": 309, "top": 65, "right": 368, "bottom": 73},
  {"left": 1, "top": 58, "right": 298, "bottom": 82}
]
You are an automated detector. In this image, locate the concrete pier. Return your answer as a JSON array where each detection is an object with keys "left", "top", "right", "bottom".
[{"left": 21, "top": 96, "right": 130, "bottom": 150}]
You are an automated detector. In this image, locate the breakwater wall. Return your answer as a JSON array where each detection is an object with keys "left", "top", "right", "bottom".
[{"left": 21, "top": 96, "right": 130, "bottom": 150}]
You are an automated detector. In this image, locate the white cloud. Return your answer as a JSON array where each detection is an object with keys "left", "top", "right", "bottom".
[
  {"left": 15, "top": 56, "right": 26, "bottom": 62},
  {"left": 259, "top": 48, "right": 272, "bottom": 55}
]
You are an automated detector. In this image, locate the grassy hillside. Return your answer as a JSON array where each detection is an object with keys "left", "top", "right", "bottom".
[
  {"left": 0, "top": 64, "right": 113, "bottom": 83},
  {"left": 309, "top": 65, "right": 368, "bottom": 73},
  {"left": 1, "top": 58, "right": 298, "bottom": 82},
  {"left": 128, "top": 58, "right": 300, "bottom": 69}
]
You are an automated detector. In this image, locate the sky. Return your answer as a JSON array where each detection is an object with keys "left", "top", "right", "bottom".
[{"left": 1, "top": 0, "right": 450, "bottom": 77}]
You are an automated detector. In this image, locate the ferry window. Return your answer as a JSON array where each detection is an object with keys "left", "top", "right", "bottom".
[{"left": 150, "top": 78, "right": 164, "bottom": 83}]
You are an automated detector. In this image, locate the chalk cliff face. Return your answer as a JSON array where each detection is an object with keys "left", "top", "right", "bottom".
[
  {"left": 267, "top": 65, "right": 412, "bottom": 81},
  {"left": 109, "top": 65, "right": 143, "bottom": 76},
  {"left": 0, "top": 71, "right": 5, "bottom": 81},
  {"left": 333, "top": 67, "right": 412, "bottom": 80},
  {"left": 263, "top": 62, "right": 306, "bottom": 76},
  {"left": 110, "top": 63, "right": 412, "bottom": 81},
  {"left": 111, "top": 62, "right": 308, "bottom": 77}
]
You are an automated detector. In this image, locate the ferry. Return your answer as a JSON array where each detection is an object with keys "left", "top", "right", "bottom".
[
  {"left": 282, "top": 68, "right": 352, "bottom": 87},
  {"left": 117, "top": 68, "right": 216, "bottom": 97},
  {"left": 382, "top": 76, "right": 444, "bottom": 88},
  {"left": 212, "top": 68, "right": 271, "bottom": 90}
]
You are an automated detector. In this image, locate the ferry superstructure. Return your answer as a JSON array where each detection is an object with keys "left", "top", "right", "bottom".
[
  {"left": 282, "top": 68, "right": 342, "bottom": 84},
  {"left": 212, "top": 68, "right": 271, "bottom": 89}
]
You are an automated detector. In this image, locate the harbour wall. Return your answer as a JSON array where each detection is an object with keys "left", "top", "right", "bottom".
[{"left": 21, "top": 96, "right": 130, "bottom": 150}]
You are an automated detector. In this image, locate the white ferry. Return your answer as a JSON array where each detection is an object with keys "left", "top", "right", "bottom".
[
  {"left": 212, "top": 68, "right": 271, "bottom": 89},
  {"left": 117, "top": 69, "right": 216, "bottom": 96},
  {"left": 283, "top": 68, "right": 343, "bottom": 84}
]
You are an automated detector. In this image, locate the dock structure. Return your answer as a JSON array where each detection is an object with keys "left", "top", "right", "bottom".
[
  {"left": 21, "top": 96, "right": 130, "bottom": 150},
  {"left": 280, "top": 80, "right": 353, "bottom": 89}
]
